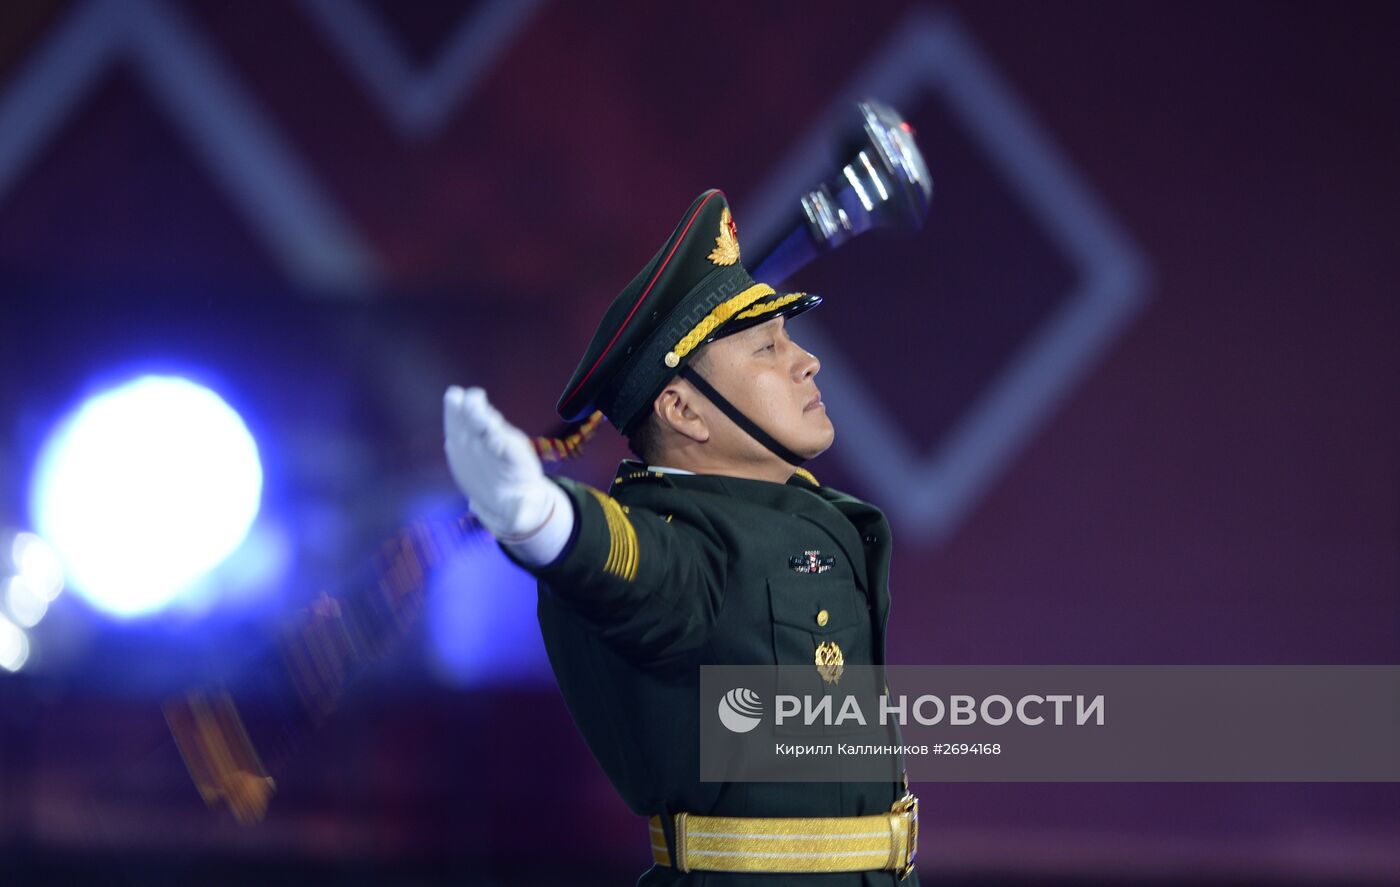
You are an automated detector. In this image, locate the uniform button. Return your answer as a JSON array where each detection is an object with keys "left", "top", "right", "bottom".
[{"left": 816, "top": 609, "right": 829, "bottom": 627}]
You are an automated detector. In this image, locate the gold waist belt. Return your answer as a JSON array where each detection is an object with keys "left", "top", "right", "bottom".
[{"left": 649, "top": 791, "right": 918, "bottom": 878}]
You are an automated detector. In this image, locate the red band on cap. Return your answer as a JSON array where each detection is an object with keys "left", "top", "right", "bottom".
[{"left": 561, "top": 190, "right": 722, "bottom": 413}]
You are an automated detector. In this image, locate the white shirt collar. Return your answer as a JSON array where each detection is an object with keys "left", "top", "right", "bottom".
[{"left": 646, "top": 464, "right": 696, "bottom": 476}]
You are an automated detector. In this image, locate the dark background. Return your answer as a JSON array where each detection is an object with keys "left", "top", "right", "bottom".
[{"left": 1, "top": 1, "right": 1397, "bottom": 884}]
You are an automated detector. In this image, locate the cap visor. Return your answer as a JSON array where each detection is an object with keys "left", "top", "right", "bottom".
[{"left": 705, "top": 291, "right": 822, "bottom": 343}]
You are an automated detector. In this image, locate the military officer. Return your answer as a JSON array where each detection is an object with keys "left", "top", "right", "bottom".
[{"left": 444, "top": 190, "right": 918, "bottom": 885}]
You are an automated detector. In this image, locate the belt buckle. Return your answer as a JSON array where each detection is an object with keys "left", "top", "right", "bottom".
[{"left": 891, "top": 791, "right": 919, "bottom": 879}]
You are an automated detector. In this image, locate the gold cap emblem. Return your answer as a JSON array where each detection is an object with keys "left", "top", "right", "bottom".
[
  {"left": 707, "top": 206, "right": 740, "bottom": 266},
  {"left": 815, "top": 640, "right": 844, "bottom": 684}
]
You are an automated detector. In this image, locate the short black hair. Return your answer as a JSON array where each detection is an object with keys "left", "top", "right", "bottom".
[
  {"left": 626, "top": 411, "right": 664, "bottom": 462},
  {"left": 624, "top": 347, "right": 712, "bottom": 463}
]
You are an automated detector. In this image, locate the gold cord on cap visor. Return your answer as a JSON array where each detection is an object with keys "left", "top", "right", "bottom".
[
  {"left": 734, "top": 292, "right": 804, "bottom": 321},
  {"left": 664, "top": 282, "right": 775, "bottom": 368}
]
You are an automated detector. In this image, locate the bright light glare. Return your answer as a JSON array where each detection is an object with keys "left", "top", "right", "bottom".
[
  {"left": 30, "top": 376, "right": 263, "bottom": 618},
  {"left": 4, "top": 576, "right": 48, "bottom": 628},
  {"left": 0, "top": 616, "right": 28, "bottom": 672},
  {"left": 13, "top": 532, "right": 64, "bottom": 600}
]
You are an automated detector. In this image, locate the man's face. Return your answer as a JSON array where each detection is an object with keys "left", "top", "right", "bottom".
[{"left": 693, "top": 315, "right": 834, "bottom": 463}]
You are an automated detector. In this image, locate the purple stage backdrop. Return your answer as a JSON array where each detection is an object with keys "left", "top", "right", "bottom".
[{"left": 0, "top": 1, "right": 1397, "bottom": 884}]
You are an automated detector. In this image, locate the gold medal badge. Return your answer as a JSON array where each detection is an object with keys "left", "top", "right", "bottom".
[
  {"left": 707, "top": 206, "right": 740, "bottom": 266},
  {"left": 814, "top": 640, "right": 844, "bottom": 684}
]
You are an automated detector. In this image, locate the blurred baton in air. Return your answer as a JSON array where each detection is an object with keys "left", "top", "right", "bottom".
[{"left": 749, "top": 98, "right": 934, "bottom": 287}]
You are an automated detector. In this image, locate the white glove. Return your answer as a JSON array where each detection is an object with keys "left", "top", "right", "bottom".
[{"left": 443, "top": 385, "right": 573, "bottom": 564}]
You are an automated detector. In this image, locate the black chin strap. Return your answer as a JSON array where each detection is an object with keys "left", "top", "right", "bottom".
[{"left": 679, "top": 365, "right": 808, "bottom": 467}]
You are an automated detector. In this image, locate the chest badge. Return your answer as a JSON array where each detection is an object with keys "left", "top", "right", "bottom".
[
  {"left": 815, "top": 641, "right": 845, "bottom": 684},
  {"left": 789, "top": 549, "right": 836, "bottom": 574}
]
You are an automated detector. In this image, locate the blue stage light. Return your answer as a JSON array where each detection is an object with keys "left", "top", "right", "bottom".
[
  {"left": 12, "top": 532, "right": 64, "bottom": 601},
  {"left": 425, "top": 530, "right": 552, "bottom": 688},
  {"left": 4, "top": 576, "right": 48, "bottom": 628},
  {"left": 29, "top": 376, "right": 263, "bottom": 619}
]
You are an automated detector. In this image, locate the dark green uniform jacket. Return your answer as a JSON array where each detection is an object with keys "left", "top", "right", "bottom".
[{"left": 519, "top": 460, "right": 917, "bottom": 887}]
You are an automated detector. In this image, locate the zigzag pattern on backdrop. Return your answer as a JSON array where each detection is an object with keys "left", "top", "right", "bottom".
[{"left": 0, "top": 2, "right": 1147, "bottom": 544}]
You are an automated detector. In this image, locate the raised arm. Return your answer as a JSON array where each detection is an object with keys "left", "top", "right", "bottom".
[{"left": 443, "top": 386, "right": 726, "bottom": 662}]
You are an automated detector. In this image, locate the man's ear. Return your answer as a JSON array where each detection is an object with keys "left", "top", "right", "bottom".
[{"left": 654, "top": 380, "right": 710, "bottom": 445}]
